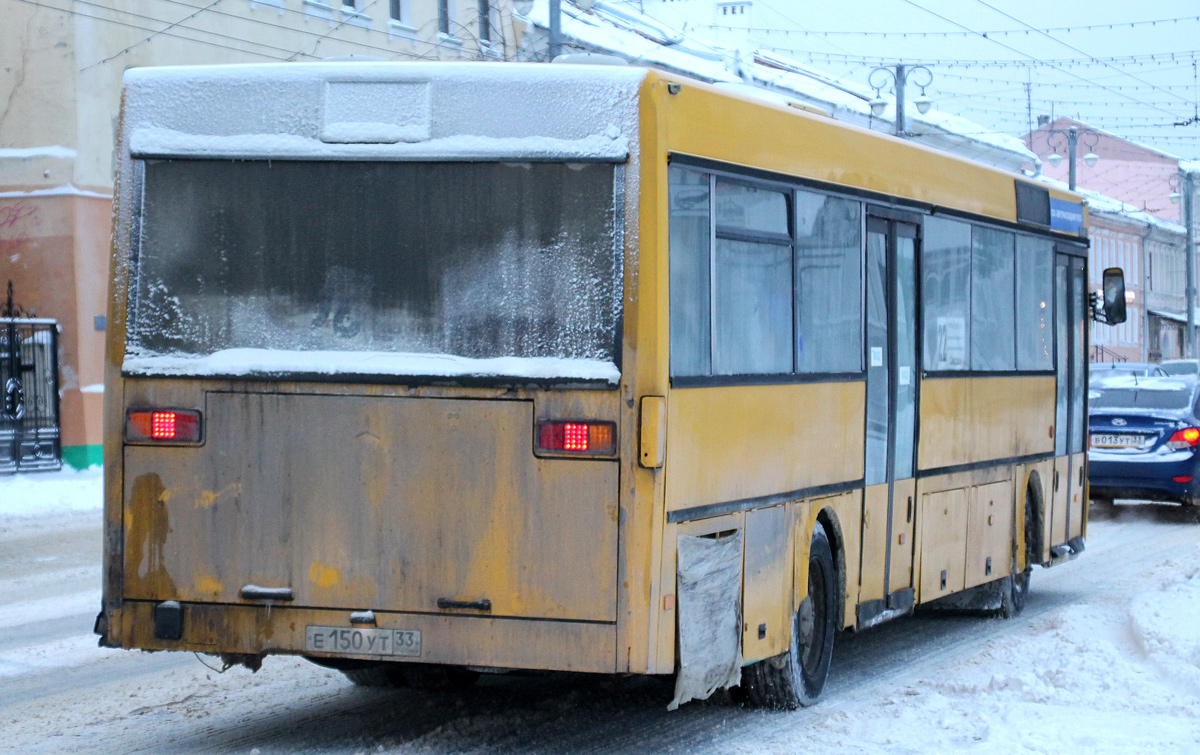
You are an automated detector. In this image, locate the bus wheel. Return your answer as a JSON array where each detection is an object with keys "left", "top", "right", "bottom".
[
  {"left": 743, "top": 524, "right": 836, "bottom": 709},
  {"left": 1000, "top": 488, "right": 1036, "bottom": 619}
]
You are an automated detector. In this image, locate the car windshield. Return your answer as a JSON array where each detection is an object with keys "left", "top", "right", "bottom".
[
  {"left": 1090, "top": 384, "right": 1195, "bottom": 410},
  {"left": 1160, "top": 361, "right": 1200, "bottom": 376}
]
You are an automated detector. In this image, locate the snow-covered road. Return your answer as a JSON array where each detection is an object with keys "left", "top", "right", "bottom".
[{"left": 2, "top": 471, "right": 1199, "bottom": 753}]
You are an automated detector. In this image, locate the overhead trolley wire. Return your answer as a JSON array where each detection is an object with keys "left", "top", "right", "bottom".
[
  {"left": 893, "top": 0, "right": 1188, "bottom": 121},
  {"left": 85, "top": 0, "right": 226, "bottom": 69},
  {"left": 971, "top": 0, "right": 1192, "bottom": 108},
  {"left": 15, "top": 0, "right": 294, "bottom": 62},
  {"left": 758, "top": 48, "right": 1200, "bottom": 70},
  {"left": 46, "top": 0, "right": 466, "bottom": 70},
  {"left": 698, "top": 14, "right": 1200, "bottom": 39}
]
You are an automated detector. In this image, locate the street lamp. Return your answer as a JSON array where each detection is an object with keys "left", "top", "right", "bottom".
[
  {"left": 1041, "top": 125, "right": 1100, "bottom": 191},
  {"left": 1170, "top": 170, "right": 1198, "bottom": 357},
  {"left": 867, "top": 64, "right": 934, "bottom": 138}
]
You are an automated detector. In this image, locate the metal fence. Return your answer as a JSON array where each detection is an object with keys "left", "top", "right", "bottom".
[{"left": 1, "top": 316, "right": 62, "bottom": 473}]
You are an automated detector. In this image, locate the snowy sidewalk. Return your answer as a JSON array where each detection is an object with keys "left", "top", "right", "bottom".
[{"left": 0, "top": 466, "right": 104, "bottom": 519}]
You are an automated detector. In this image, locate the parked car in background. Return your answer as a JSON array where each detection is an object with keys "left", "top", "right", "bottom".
[
  {"left": 1089, "top": 362, "right": 1167, "bottom": 386},
  {"left": 1158, "top": 359, "right": 1200, "bottom": 378},
  {"left": 1089, "top": 376, "right": 1200, "bottom": 507}
]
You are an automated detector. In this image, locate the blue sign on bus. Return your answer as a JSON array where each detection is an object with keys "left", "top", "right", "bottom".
[{"left": 1050, "top": 197, "right": 1084, "bottom": 234}]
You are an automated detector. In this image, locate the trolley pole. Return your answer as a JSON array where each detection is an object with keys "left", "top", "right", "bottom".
[{"left": 1185, "top": 170, "right": 1197, "bottom": 357}]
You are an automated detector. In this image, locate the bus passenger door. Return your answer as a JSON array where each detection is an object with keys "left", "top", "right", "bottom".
[
  {"left": 1052, "top": 253, "right": 1088, "bottom": 550},
  {"left": 859, "top": 216, "right": 918, "bottom": 626}
]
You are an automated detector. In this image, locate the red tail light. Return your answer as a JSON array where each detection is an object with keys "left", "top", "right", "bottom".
[
  {"left": 127, "top": 409, "right": 203, "bottom": 444},
  {"left": 537, "top": 420, "right": 615, "bottom": 456},
  {"left": 1167, "top": 427, "right": 1200, "bottom": 450}
]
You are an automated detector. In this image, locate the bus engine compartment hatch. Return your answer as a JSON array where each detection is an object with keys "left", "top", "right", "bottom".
[
  {"left": 669, "top": 530, "right": 744, "bottom": 710},
  {"left": 122, "top": 392, "right": 619, "bottom": 623}
]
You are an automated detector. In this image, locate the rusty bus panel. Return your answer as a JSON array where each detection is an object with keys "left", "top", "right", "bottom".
[{"left": 123, "top": 391, "right": 620, "bottom": 623}]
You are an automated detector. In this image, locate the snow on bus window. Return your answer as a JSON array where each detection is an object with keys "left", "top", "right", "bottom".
[{"left": 127, "top": 159, "right": 620, "bottom": 380}]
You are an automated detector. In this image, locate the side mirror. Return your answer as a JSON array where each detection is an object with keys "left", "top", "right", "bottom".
[{"left": 1101, "top": 267, "right": 1127, "bottom": 325}]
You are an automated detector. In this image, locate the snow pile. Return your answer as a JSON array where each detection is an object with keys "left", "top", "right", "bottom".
[
  {"left": 1130, "top": 556, "right": 1200, "bottom": 691},
  {"left": 735, "top": 536, "right": 1200, "bottom": 754},
  {"left": 0, "top": 467, "right": 103, "bottom": 519}
]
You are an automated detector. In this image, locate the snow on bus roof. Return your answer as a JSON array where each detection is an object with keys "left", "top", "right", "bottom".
[
  {"left": 121, "top": 62, "right": 646, "bottom": 162},
  {"left": 123, "top": 348, "right": 621, "bottom": 384}
]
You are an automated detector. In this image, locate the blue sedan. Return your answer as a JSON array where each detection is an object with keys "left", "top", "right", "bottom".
[{"left": 1088, "top": 376, "right": 1200, "bottom": 507}]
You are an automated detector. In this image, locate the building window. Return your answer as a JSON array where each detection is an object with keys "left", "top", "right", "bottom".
[
  {"left": 439, "top": 0, "right": 451, "bottom": 34},
  {"left": 478, "top": 0, "right": 491, "bottom": 42},
  {"left": 389, "top": 0, "right": 411, "bottom": 25}
]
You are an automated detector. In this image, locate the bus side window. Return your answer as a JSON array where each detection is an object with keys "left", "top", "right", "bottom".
[{"left": 668, "top": 167, "right": 712, "bottom": 377}]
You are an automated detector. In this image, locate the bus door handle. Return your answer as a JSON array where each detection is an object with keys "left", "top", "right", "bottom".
[
  {"left": 906, "top": 496, "right": 912, "bottom": 524},
  {"left": 240, "top": 585, "right": 294, "bottom": 601},
  {"left": 437, "top": 598, "right": 492, "bottom": 611},
  {"left": 1054, "top": 470, "right": 1060, "bottom": 492}
]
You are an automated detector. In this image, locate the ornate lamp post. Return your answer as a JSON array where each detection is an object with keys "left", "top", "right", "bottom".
[
  {"left": 867, "top": 64, "right": 933, "bottom": 138},
  {"left": 1042, "top": 125, "right": 1100, "bottom": 192}
]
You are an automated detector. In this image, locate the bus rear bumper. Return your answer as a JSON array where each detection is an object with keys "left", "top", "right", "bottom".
[{"left": 102, "top": 600, "right": 619, "bottom": 674}]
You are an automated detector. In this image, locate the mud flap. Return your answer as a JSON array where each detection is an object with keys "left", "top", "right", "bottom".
[{"left": 668, "top": 530, "right": 743, "bottom": 710}]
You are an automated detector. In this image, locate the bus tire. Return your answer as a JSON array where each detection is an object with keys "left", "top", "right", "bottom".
[
  {"left": 742, "top": 524, "right": 836, "bottom": 709},
  {"left": 1000, "top": 486, "right": 1037, "bottom": 619}
]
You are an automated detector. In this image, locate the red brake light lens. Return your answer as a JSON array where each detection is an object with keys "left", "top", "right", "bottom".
[
  {"left": 1167, "top": 427, "right": 1200, "bottom": 450},
  {"left": 127, "top": 409, "right": 202, "bottom": 443},
  {"left": 537, "top": 420, "right": 615, "bottom": 455}
]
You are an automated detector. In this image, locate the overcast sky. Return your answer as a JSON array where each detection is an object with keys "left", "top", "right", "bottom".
[{"left": 697, "top": 0, "right": 1200, "bottom": 159}]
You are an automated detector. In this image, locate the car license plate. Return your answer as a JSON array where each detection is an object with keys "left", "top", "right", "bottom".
[
  {"left": 1091, "top": 433, "right": 1144, "bottom": 448},
  {"left": 305, "top": 625, "right": 421, "bottom": 657}
]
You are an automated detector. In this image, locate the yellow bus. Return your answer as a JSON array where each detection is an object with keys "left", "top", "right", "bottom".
[{"left": 97, "top": 62, "right": 1123, "bottom": 709}]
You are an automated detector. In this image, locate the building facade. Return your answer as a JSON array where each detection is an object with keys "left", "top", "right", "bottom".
[
  {"left": 0, "top": 0, "right": 519, "bottom": 468},
  {"left": 1086, "top": 198, "right": 1187, "bottom": 364},
  {"left": 1027, "top": 117, "right": 1185, "bottom": 223}
]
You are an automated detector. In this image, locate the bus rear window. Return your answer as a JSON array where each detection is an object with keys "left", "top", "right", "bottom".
[{"left": 127, "top": 159, "right": 621, "bottom": 381}]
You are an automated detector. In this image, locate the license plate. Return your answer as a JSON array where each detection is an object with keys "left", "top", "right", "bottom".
[
  {"left": 1091, "top": 433, "right": 1144, "bottom": 448},
  {"left": 305, "top": 625, "right": 421, "bottom": 657}
]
